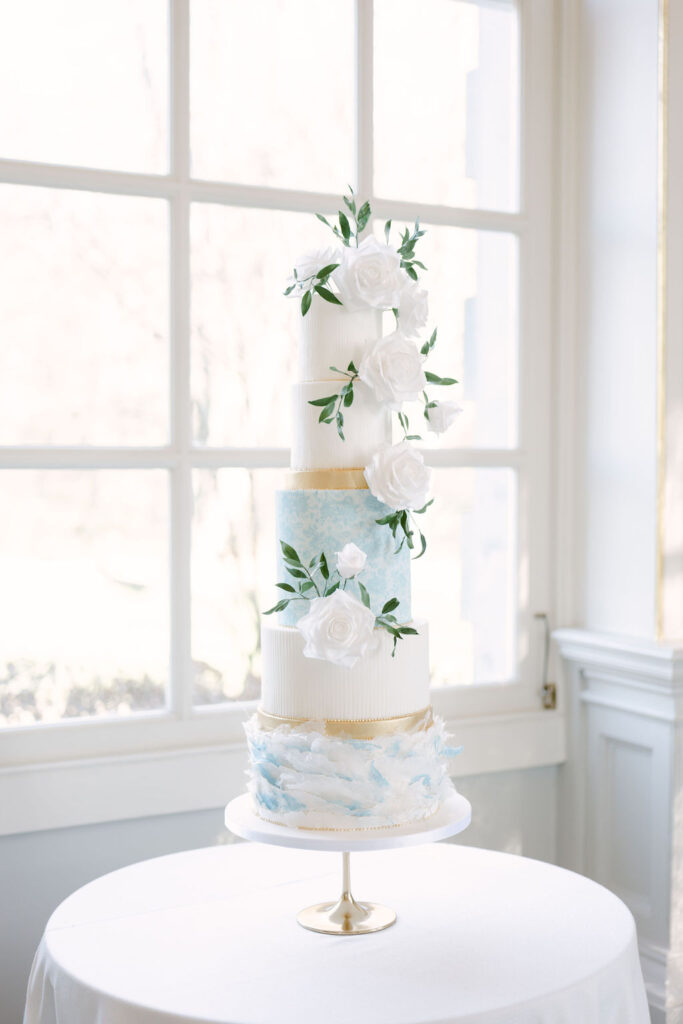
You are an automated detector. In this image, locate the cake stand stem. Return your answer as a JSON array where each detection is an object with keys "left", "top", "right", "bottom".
[
  {"left": 342, "top": 850, "right": 351, "bottom": 899},
  {"left": 296, "top": 851, "right": 397, "bottom": 936}
]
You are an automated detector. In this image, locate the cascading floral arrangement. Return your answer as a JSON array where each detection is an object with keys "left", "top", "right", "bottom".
[
  {"left": 269, "top": 190, "right": 462, "bottom": 669},
  {"left": 286, "top": 189, "right": 461, "bottom": 558}
]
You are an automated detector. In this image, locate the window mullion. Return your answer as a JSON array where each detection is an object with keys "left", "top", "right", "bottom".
[
  {"left": 355, "top": 0, "right": 374, "bottom": 199},
  {"left": 169, "top": 0, "right": 192, "bottom": 718}
]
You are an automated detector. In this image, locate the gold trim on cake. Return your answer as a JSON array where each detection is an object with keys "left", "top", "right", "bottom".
[
  {"left": 256, "top": 705, "right": 433, "bottom": 739},
  {"left": 285, "top": 468, "right": 368, "bottom": 490}
]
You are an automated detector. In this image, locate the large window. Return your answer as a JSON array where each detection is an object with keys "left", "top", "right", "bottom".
[{"left": 0, "top": 0, "right": 553, "bottom": 758}]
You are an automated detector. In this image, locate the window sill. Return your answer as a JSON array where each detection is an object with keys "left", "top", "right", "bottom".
[{"left": 0, "top": 694, "right": 565, "bottom": 837}]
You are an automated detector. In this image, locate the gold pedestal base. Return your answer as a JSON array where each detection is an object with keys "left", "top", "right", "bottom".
[{"left": 296, "top": 852, "right": 397, "bottom": 935}]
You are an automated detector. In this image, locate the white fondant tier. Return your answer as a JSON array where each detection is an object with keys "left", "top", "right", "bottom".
[
  {"left": 291, "top": 380, "right": 391, "bottom": 471},
  {"left": 299, "top": 302, "right": 382, "bottom": 381},
  {"left": 261, "top": 620, "right": 429, "bottom": 720}
]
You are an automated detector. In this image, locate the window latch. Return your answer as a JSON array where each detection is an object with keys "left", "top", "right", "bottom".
[{"left": 534, "top": 612, "right": 557, "bottom": 710}]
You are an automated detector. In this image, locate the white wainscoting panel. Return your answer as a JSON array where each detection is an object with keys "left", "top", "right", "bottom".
[{"left": 555, "top": 628, "right": 683, "bottom": 1021}]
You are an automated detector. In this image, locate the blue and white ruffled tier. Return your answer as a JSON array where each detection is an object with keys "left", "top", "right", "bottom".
[{"left": 244, "top": 710, "right": 461, "bottom": 830}]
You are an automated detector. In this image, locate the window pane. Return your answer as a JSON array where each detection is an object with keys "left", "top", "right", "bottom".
[
  {"left": 0, "top": 186, "right": 169, "bottom": 445},
  {"left": 191, "top": 204, "right": 324, "bottom": 447},
  {"left": 0, "top": 0, "right": 168, "bottom": 173},
  {"left": 388, "top": 225, "right": 518, "bottom": 448},
  {"left": 0, "top": 471, "right": 168, "bottom": 726},
  {"left": 190, "top": 0, "right": 355, "bottom": 192},
  {"left": 374, "top": 0, "right": 519, "bottom": 211},
  {"left": 413, "top": 468, "right": 517, "bottom": 687},
  {"left": 192, "top": 468, "right": 285, "bottom": 705}
]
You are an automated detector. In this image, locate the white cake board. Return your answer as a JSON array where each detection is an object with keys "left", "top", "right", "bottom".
[
  {"left": 224, "top": 793, "right": 472, "bottom": 936},
  {"left": 224, "top": 792, "right": 471, "bottom": 853}
]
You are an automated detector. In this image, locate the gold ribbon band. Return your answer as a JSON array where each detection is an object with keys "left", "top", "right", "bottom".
[
  {"left": 257, "top": 706, "right": 432, "bottom": 739},
  {"left": 285, "top": 468, "right": 368, "bottom": 491}
]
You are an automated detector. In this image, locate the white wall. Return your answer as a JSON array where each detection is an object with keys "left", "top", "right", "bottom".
[
  {"left": 0, "top": 765, "right": 557, "bottom": 1024},
  {"left": 575, "top": 0, "right": 659, "bottom": 638}
]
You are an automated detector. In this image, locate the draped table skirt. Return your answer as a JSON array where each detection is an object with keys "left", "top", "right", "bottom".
[{"left": 24, "top": 842, "right": 649, "bottom": 1024}]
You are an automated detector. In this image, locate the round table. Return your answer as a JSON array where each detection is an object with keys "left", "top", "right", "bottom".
[{"left": 24, "top": 843, "right": 649, "bottom": 1024}]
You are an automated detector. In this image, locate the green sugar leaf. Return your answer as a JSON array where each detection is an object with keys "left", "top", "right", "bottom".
[
  {"left": 382, "top": 597, "right": 400, "bottom": 615},
  {"left": 358, "top": 582, "right": 371, "bottom": 609},
  {"left": 338, "top": 211, "right": 351, "bottom": 241},
  {"left": 280, "top": 541, "right": 300, "bottom": 563},
  {"left": 309, "top": 394, "right": 338, "bottom": 407},
  {"left": 356, "top": 200, "right": 371, "bottom": 233},
  {"left": 276, "top": 583, "right": 296, "bottom": 592},
  {"left": 425, "top": 372, "right": 457, "bottom": 386},
  {"left": 414, "top": 498, "right": 434, "bottom": 515},
  {"left": 301, "top": 290, "right": 312, "bottom": 316},
  {"left": 315, "top": 285, "right": 343, "bottom": 306},
  {"left": 316, "top": 263, "right": 340, "bottom": 279}
]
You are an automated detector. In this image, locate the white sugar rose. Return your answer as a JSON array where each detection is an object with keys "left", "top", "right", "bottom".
[
  {"left": 336, "top": 542, "right": 367, "bottom": 579},
  {"left": 288, "top": 245, "right": 342, "bottom": 289},
  {"left": 297, "top": 589, "right": 376, "bottom": 669},
  {"left": 364, "top": 441, "right": 433, "bottom": 511},
  {"left": 426, "top": 400, "right": 462, "bottom": 435},
  {"left": 333, "top": 236, "right": 403, "bottom": 310},
  {"left": 398, "top": 281, "right": 428, "bottom": 339},
  {"left": 358, "top": 330, "right": 426, "bottom": 410}
]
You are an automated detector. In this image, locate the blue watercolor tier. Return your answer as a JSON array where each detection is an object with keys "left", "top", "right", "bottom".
[{"left": 275, "top": 489, "right": 411, "bottom": 626}]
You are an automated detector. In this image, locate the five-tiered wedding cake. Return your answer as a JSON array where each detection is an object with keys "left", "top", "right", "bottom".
[{"left": 245, "top": 195, "right": 462, "bottom": 830}]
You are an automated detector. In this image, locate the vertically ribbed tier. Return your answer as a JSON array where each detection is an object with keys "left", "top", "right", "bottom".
[
  {"left": 291, "top": 380, "right": 390, "bottom": 470},
  {"left": 261, "top": 620, "right": 430, "bottom": 719},
  {"left": 299, "top": 303, "right": 382, "bottom": 381}
]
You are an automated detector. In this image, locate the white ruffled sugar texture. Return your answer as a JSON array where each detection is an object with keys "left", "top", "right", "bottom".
[{"left": 245, "top": 714, "right": 461, "bottom": 830}]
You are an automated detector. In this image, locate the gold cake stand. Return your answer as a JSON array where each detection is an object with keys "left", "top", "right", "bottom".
[{"left": 224, "top": 792, "right": 472, "bottom": 936}]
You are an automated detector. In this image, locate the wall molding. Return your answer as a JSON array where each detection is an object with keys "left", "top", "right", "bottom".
[{"left": 555, "top": 628, "right": 683, "bottom": 689}]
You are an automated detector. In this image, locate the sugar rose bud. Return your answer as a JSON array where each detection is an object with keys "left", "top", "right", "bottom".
[
  {"left": 297, "top": 590, "right": 376, "bottom": 669},
  {"left": 336, "top": 542, "right": 367, "bottom": 579},
  {"left": 364, "top": 441, "right": 432, "bottom": 512},
  {"left": 397, "top": 281, "right": 429, "bottom": 339},
  {"left": 333, "top": 236, "right": 404, "bottom": 310},
  {"left": 426, "top": 401, "right": 462, "bottom": 435},
  {"left": 358, "top": 331, "right": 426, "bottom": 410},
  {"left": 288, "top": 245, "right": 341, "bottom": 290}
]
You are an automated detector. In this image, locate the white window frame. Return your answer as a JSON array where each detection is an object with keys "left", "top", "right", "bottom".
[{"left": 0, "top": 0, "right": 563, "bottom": 834}]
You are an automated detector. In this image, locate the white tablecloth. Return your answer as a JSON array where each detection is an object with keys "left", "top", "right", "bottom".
[{"left": 24, "top": 843, "right": 649, "bottom": 1024}]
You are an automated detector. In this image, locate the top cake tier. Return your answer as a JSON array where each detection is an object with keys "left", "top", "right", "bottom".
[
  {"left": 291, "top": 303, "right": 391, "bottom": 473},
  {"left": 299, "top": 301, "right": 382, "bottom": 381}
]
